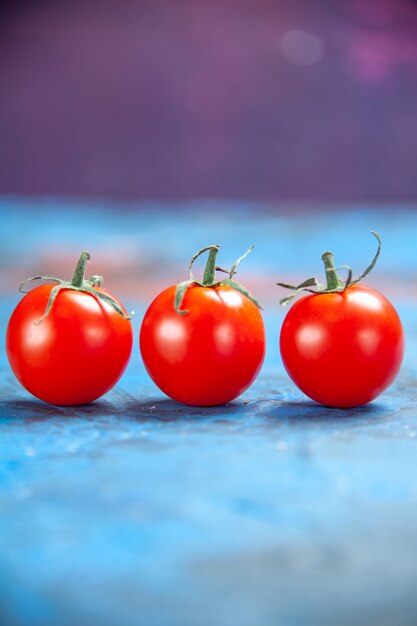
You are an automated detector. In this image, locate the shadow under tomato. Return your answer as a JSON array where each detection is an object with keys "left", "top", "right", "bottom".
[
  {"left": 264, "top": 398, "right": 389, "bottom": 424},
  {"left": 0, "top": 398, "right": 110, "bottom": 422},
  {"left": 0, "top": 395, "right": 251, "bottom": 424},
  {"left": 100, "top": 397, "right": 252, "bottom": 423},
  {"left": 0, "top": 392, "right": 390, "bottom": 428}
]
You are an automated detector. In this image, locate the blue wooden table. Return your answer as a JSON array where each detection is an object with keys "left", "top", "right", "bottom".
[{"left": 1, "top": 200, "right": 417, "bottom": 626}]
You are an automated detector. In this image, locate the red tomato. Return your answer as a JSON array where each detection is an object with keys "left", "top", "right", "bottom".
[
  {"left": 140, "top": 283, "right": 265, "bottom": 406},
  {"left": 280, "top": 284, "right": 404, "bottom": 408},
  {"left": 6, "top": 259, "right": 133, "bottom": 405}
]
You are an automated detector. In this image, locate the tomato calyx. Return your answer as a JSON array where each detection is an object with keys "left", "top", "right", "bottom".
[
  {"left": 19, "top": 251, "right": 132, "bottom": 324},
  {"left": 174, "top": 244, "right": 262, "bottom": 314},
  {"left": 277, "top": 231, "right": 382, "bottom": 306}
]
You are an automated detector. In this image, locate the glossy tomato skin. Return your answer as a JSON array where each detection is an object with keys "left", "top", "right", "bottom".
[
  {"left": 280, "top": 284, "right": 404, "bottom": 408},
  {"left": 140, "top": 283, "right": 265, "bottom": 406},
  {"left": 6, "top": 284, "right": 133, "bottom": 405}
]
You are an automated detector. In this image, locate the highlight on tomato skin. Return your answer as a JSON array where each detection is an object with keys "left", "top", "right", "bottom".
[
  {"left": 139, "top": 245, "right": 266, "bottom": 407},
  {"left": 277, "top": 232, "right": 405, "bottom": 408},
  {"left": 6, "top": 252, "right": 133, "bottom": 406}
]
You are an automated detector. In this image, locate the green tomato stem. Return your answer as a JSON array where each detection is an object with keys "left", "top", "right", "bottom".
[
  {"left": 321, "top": 250, "right": 342, "bottom": 291},
  {"left": 202, "top": 246, "right": 220, "bottom": 286},
  {"left": 71, "top": 251, "right": 91, "bottom": 288}
]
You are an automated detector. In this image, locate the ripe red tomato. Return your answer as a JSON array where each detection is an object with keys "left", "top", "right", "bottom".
[
  {"left": 280, "top": 285, "right": 404, "bottom": 408},
  {"left": 140, "top": 246, "right": 265, "bottom": 406},
  {"left": 6, "top": 253, "right": 133, "bottom": 406}
]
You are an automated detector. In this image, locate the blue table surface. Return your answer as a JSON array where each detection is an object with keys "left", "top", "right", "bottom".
[{"left": 1, "top": 200, "right": 417, "bottom": 626}]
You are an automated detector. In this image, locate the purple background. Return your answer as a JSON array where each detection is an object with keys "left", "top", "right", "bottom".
[{"left": 1, "top": 0, "right": 417, "bottom": 202}]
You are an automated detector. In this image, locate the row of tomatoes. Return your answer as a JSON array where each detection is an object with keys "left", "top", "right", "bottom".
[{"left": 5, "top": 237, "right": 404, "bottom": 409}]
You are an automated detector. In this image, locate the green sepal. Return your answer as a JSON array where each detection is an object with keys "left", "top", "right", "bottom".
[
  {"left": 278, "top": 231, "right": 382, "bottom": 306},
  {"left": 277, "top": 277, "right": 322, "bottom": 306},
  {"left": 174, "top": 280, "right": 193, "bottom": 315},
  {"left": 35, "top": 284, "right": 68, "bottom": 325},
  {"left": 174, "top": 244, "right": 263, "bottom": 315},
  {"left": 349, "top": 230, "right": 381, "bottom": 286},
  {"left": 228, "top": 245, "right": 255, "bottom": 278},
  {"left": 19, "top": 276, "right": 63, "bottom": 293},
  {"left": 223, "top": 278, "right": 263, "bottom": 310},
  {"left": 89, "top": 275, "right": 103, "bottom": 287},
  {"left": 18, "top": 252, "right": 132, "bottom": 323},
  {"left": 92, "top": 289, "right": 131, "bottom": 319}
]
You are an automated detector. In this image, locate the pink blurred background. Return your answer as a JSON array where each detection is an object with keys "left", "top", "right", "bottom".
[{"left": 1, "top": 0, "right": 417, "bottom": 204}]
